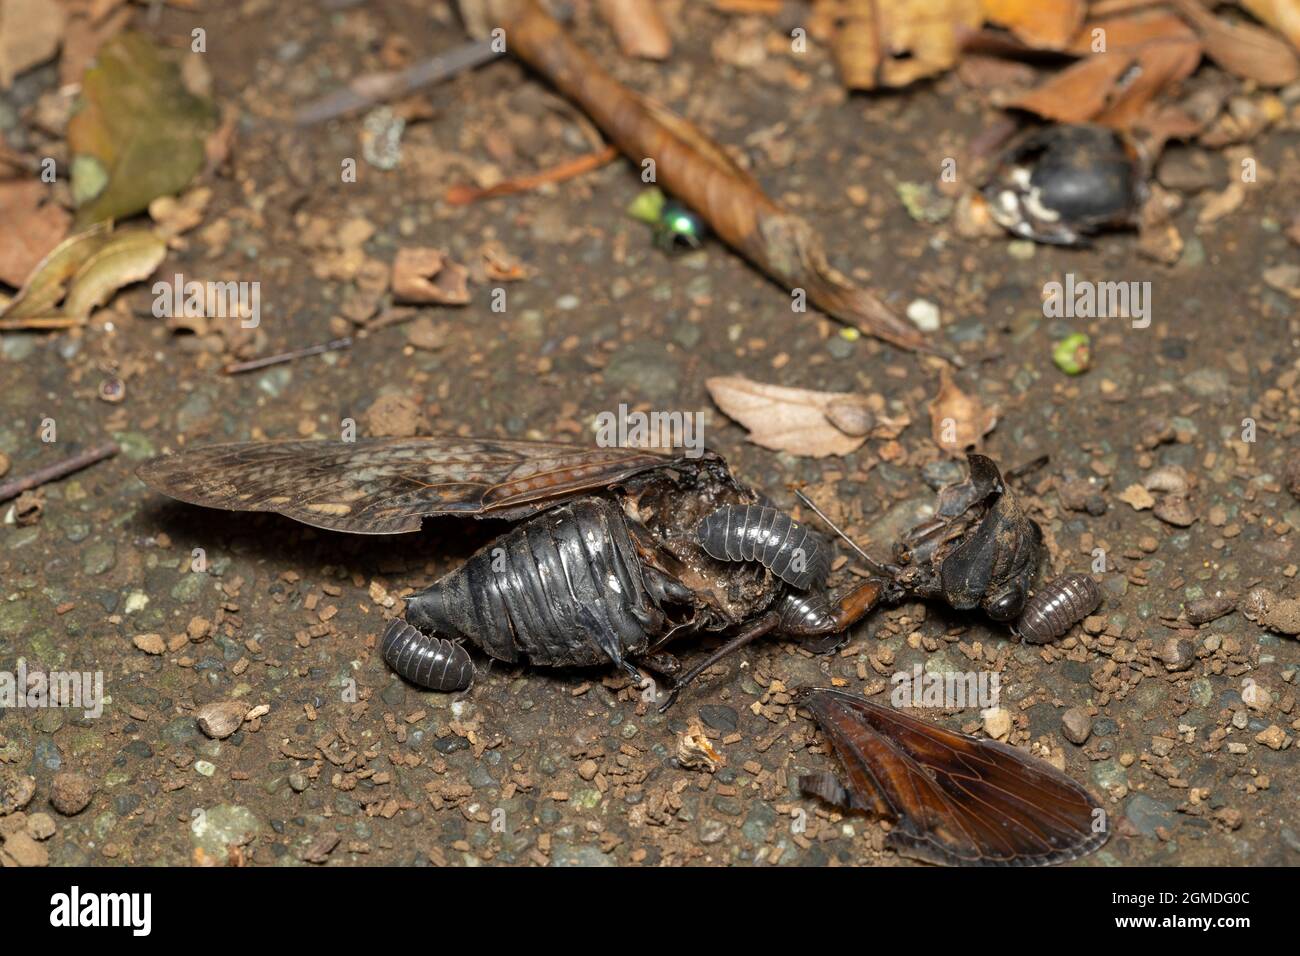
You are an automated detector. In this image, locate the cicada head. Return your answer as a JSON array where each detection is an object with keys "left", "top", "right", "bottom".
[{"left": 894, "top": 454, "right": 1043, "bottom": 622}]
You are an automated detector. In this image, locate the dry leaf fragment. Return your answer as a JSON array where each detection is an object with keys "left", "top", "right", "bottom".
[
  {"left": 707, "top": 375, "right": 880, "bottom": 457},
  {"left": 928, "top": 368, "right": 997, "bottom": 457},
  {"left": 823, "top": 0, "right": 984, "bottom": 89},
  {"left": 391, "top": 248, "right": 471, "bottom": 305},
  {"left": 195, "top": 701, "right": 249, "bottom": 740},
  {"left": 1171, "top": 0, "right": 1299, "bottom": 86},
  {"left": 1244, "top": 0, "right": 1300, "bottom": 52},
  {"left": 0, "top": 224, "right": 163, "bottom": 330},
  {"left": 981, "top": 0, "right": 1084, "bottom": 50},
  {"left": 0, "top": 0, "right": 65, "bottom": 89},
  {"left": 0, "top": 180, "right": 70, "bottom": 287},
  {"left": 0, "top": 222, "right": 113, "bottom": 321},
  {"left": 597, "top": 0, "right": 672, "bottom": 60},
  {"left": 61, "top": 229, "right": 167, "bottom": 321},
  {"left": 676, "top": 722, "right": 723, "bottom": 772}
]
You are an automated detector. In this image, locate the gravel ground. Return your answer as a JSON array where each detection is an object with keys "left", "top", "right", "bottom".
[{"left": 0, "top": 0, "right": 1298, "bottom": 867}]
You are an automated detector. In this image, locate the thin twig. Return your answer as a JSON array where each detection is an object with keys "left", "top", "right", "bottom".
[
  {"left": 0, "top": 442, "right": 119, "bottom": 503},
  {"left": 223, "top": 337, "right": 353, "bottom": 375},
  {"left": 445, "top": 144, "right": 620, "bottom": 204},
  {"left": 294, "top": 40, "right": 500, "bottom": 125}
]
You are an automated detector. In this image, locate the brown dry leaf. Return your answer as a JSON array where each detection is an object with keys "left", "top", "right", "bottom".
[
  {"left": 474, "top": 241, "right": 532, "bottom": 283},
  {"left": 1003, "top": 53, "right": 1134, "bottom": 122},
  {"left": 706, "top": 375, "right": 877, "bottom": 458},
  {"left": 820, "top": 0, "right": 984, "bottom": 89},
  {"left": 597, "top": 0, "right": 672, "bottom": 60},
  {"left": 0, "top": 0, "right": 65, "bottom": 88},
  {"left": 60, "top": 228, "right": 167, "bottom": 321},
  {"left": 0, "top": 221, "right": 113, "bottom": 321},
  {"left": 1171, "top": 0, "right": 1299, "bottom": 85},
  {"left": 981, "top": 0, "right": 1084, "bottom": 50},
  {"left": 1244, "top": 0, "right": 1300, "bottom": 51},
  {"left": 392, "top": 248, "right": 470, "bottom": 305},
  {"left": 1091, "top": 38, "right": 1202, "bottom": 130},
  {"left": 0, "top": 180, "right": 71, "bottom": 287},
  {"left": 60, "top": 1, "right": 131, "bottom": 85},
  {"left": 1003, "top": 10, "right": 1202, "bottom": 128},
  {"left": 928, "top": 368, "right": 997, "bottom": 457}
]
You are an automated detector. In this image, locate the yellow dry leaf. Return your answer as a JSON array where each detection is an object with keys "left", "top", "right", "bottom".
[
  {"left": 820, "top": 0, "right": 984, "bottom": 89},
  {"left": 1243, "top": 0, "right": 1300, "bottom": 52},
  {"left": 981, "top": 0, "right": 1084, "bottom": 50}
]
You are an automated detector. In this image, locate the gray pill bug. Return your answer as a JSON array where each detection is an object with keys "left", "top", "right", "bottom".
[
  {"left": 381, "top": 619, "right": 475, "bottom": 691},
  {"left": 1014, "top": 573, "right": 1102, "bottom": 644},
  {"left": 697, "top": 504, "right": 831, "bottom": 591}
]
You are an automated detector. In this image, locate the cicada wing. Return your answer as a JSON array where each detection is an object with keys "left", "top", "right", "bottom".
[
  {"left": 138, "top": 437, "right": 678, "bottom": 534},
  {"left": 800, "top": 688, "right": 1108, "bottom": 867}
]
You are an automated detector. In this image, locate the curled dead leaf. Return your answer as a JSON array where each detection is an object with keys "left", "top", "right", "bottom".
[
  {"left": 707, "top": 375, "right": 889, "bottom": 458},
  {"left": 928, "top": 368, "right": 998, "bottom": 457},
  {"left": 1171, "top": 0, "right": 1299, "bottom": 86},
  {"left": 0, "top": 179, "right": 71, "bottom": 287},
  {"left": 0, "top": 225, "right": 164, "bottom": 329}
]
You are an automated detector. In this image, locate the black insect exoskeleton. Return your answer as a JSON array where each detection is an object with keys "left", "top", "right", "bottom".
[
  {"left": 1014, "top": 573, "right": 1102, "bottom": 644},
  {"left": 983, "top": 124, "right": 1146, "bottom": 246},
  {"left": 138, "top": 439, "right": 1044, "bottom": 707}
]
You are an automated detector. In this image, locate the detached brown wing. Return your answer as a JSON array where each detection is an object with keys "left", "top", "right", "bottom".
[
  {"left": 137, "top": 437, "right": 678, "bottom": 534},
  {"left": 799, "top": 688, "right": 1108, "bottom": 867}
]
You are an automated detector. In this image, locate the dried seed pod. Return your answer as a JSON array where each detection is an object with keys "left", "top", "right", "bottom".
[
  {"left": 697, "top": 504, "right": 830, "bottom": 590},
  {"left": 824, "top": 397, "right": 875, "bottom": 437},
  {"left": 195, "top": 701, "right": 249, "bottom": 739},
  {"left": 381, "top": 619, "right": 475, "bottom": 691},
  {"left": 1015, "top": 573, "right": 1102, "bottom": 644}
]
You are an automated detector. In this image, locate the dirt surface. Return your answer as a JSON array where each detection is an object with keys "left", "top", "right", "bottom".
[{"left": 1, "top": 0, "right": 1299, "bottom": 867}]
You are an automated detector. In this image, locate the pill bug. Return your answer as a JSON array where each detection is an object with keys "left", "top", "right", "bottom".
[
  {"left": 697, "top": 504, "right": 830, "bottom": 590},
  {"left": 380, "top": 619, "right": 475, "bottom": 691},
  {"left": 1014, "top": 574, "right": 1102, "bottom": 644}
]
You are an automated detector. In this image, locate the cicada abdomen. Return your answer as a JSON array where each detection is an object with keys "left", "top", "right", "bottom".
[
  {"left": 405, "top": 498, "right": 667, "bottom": 674},
  {"left": 696, "top": 505, "right": 830, "bottom": 590},
  {"left": 1015, "top": 574, "right": 1102, "bottom": 644}
]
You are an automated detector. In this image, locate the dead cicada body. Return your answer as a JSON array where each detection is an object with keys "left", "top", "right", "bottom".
[
  {"left": 983, "top": 124, "right": 1145, "bottom": 246},
  {"left": 138, "top": 441, "right": 1055, "bottom": 702},
  {"left": 890, "top": 453, "right": 1043, "bottom": 623},
  {"left": 137, "top": 437, "right": 890, "bottom": 702}
]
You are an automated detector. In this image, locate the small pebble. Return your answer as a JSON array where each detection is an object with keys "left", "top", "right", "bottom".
[
  {"left": 982, "top": 707, "right": 1011, "bottom": 740},
  {"left": 1061, "top": 707, "right": 1092, "bottom": 745},
  {"left": 49, "top": 772, "right": 93, "bottom": 816},
  {"left": 905, "top": 299, "right": 941, "bottom": 332}
]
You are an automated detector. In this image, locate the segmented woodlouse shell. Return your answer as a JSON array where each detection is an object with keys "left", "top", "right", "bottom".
[
  {"left": 1015, "top": 574, "right": 1102, "bottom": 644},
  {"left": 697, "top": 504, "right": 830, "bottom": 590},
  {"left": 381, "top": 619, "right": 475, "bottom": 691}
]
